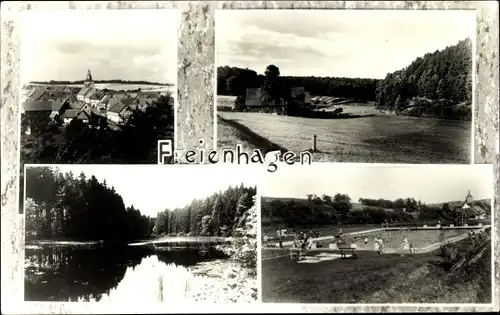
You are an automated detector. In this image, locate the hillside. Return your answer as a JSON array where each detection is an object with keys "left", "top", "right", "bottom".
[
  {"left": 262, "top": 195, "right": 490, "bottom": 228},
  {"left": 375, "top": 38, "right": 472, "bottom": 120},
  {"left": 428, "top": 198, "right": 492, "bottom": 216}
]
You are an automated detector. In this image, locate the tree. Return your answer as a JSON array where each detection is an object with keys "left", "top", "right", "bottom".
[{"left": 260, "top": 64, "right": 283, "bottom": 111}]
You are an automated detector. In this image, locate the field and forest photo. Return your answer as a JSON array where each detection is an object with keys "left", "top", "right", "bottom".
[
  {"left": 24, "top": 165, "right": 258, "bottom": 304},
  {"left": 216, "top": 10, "right": 474, "bottom": 164}
]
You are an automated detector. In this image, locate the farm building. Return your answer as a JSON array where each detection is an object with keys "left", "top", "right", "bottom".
[{"left": 245, "top": 86, "right": 310, "bottom": 108}]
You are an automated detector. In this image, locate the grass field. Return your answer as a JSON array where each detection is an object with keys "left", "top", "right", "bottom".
[
  {"left": 262, "top": 238, "right": 491, "bottom": 303},
  {"left": 217, "top": 107, "right": 471, "bottom": 163}
]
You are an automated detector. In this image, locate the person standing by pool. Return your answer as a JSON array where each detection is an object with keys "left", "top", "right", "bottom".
[
  {"left": 374, "top": 237, "right": 381, "bottom": 254},
  {"left": 364, "top": 237, "right": 369, "bottom": 247}
]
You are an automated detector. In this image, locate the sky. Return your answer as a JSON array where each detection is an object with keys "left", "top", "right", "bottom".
[
  {"left": 52, "top": 164, "right": 260, "bottom": 217},
  {"left": 261, "top": 164, "right": 494, "bottom": 204},
  {"left": 216, "top": 9, "right": 476, "bottom": 79},
  {"left": 20, "top": 9, "right": 180, "bottom": 85}
]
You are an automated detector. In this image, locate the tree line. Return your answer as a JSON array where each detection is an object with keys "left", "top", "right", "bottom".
[
  {"left": 218, "top": 38, "right": 471, "bottom": 120},
  {"left": 153, "top": 184, "right": 257, "bottom": 238},
  {"left": 217, "top": 66, "right": 379, "bottom": 102},
  {"left": 375, "top": 38, "right": 472, "bottom": 120},
  {"left": 25, "top": 167, "right": 153, "bottom": 241},
  {"left": 24, "top": 166, "right": 258, "bottom": 246},
  {"left": 262, "top": 192, "right": 489, "bottom": 228},
  {"left": 358, "top": 197, "right": 420, "bottom": 212}
]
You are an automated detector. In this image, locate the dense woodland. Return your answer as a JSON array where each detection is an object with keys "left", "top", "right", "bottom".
[
  {"left": 217, "top": 66, "right": 379, "bottom": 102},
  {"left": 153, "top": 184, "right": 257, "bottom": 238},
  {"left": 375, "top": 38, "right": 473, "bottom": 119},
  {"left": 262, "top": 193, "right": 490, "bottom": 228},
  {"left": 25, "top": 166, "right": 257, "bottom": 245},
  {"left": 25, "top": 167, "right": 153, "bottom": 241},
  {"left": 218, "top": 38, "right": 472, "bottom": 119}
]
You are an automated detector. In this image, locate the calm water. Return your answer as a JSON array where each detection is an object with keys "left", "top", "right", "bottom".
[{"left": 25, "top": 242, "right": 228, "bottom": 302}]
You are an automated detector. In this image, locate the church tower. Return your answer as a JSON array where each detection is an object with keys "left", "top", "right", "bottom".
[
  {"left": 465, "top": 190, "right": 473, "bottom": 204},
  {"left": 84, "top": 69, "right": 95, "bottom": 89}
]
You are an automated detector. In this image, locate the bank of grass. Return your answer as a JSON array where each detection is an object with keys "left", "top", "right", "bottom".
[
  {"left": 262, "top": 238, "right": 491, "bottom": 303},
  {"left": 217, "top": 110, "right": 470, "bottom": 164}
]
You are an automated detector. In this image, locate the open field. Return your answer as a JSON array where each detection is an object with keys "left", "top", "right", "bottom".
[
  {"left": 262, "top": 238, "right": 491, "bottom": 303},
  {"left": 217, "top": 109, "right": 470, "bottom": 163}
]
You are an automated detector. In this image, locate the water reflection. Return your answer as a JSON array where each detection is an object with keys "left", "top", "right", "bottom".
[{"left": 25, "top": 243, "right": 228, "bottom": 302}]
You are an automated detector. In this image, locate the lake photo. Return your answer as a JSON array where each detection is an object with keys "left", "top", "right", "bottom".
[{"left": 24, "top": 165, "right": 259, "bottom": 303}]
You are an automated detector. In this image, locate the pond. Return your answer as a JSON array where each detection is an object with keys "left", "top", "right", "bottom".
[{"left": 25, "top": 241, "right": 256, "bottom": 303}]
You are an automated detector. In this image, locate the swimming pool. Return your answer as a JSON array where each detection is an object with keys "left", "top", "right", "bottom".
[{"left": 335, "top": 228, "right": 481, "bottom": 250}]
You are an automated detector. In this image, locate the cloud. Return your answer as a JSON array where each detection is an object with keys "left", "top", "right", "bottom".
[
  {"left": 20, "top": 9, "right": 179, "bottom": 84},
  {"left": 216, "top": 9, "right": 476, "bottom": 78}
]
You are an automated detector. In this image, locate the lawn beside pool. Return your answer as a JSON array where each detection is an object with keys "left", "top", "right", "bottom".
[{"left": 262, "top": 238, "right": 491, "bottom": 304}]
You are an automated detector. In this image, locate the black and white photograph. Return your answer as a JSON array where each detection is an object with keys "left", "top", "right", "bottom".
[
  {"left": 23, "top": 164, "right": 258, "bottom": 303},
  {"left": 260, "top": 163, "right": 493, "bottom": 304},
  {"left": 216, "top": 10, "right": 475, "bottom": 164},
  {"left": 19, "top": 9, "right": 178, "bottom": 166}
]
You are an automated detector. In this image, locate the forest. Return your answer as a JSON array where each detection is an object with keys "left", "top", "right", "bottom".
[
  {"left": 262, "top": 192, "right": 489, "bottom": 229},
  {"left": 24, "top": 166, "right": 257, "bottom": 245},
  {"left": 218, "top": 38, "right": 472, "bottom": 120},
  {"left": 375, "top": 38, "right": 473, "bottom": 120},
  {"left": 25, "top": 167, "right": 153, "bottom": 241},
  {"left": 153, "top": 184, "right": 257, "bottom": 238},
  {"left": 217, "top": 66, "right": 379, "bottom": 102}
]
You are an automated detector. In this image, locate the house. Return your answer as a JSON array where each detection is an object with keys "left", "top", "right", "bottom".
[
  {"left": 290, "top": 87, "right": 311, "bottom": 104},
  {"left": 22, "top": 100, "right": 53, "bottom": 113},
  {"left": 76, "top": 110, "right": 91, "bottom": 123},
  {"left": 28, "top": 89, "right": 52, "bottom": 103},
  {"left": 77, "top": 87, "right": 93, "bottom": 101},
  {"left": 245, "top": 88, "right": 262, "bottom": 107},
  {"left": 455, "top": 190, "right": 487, "bottom": 223},
  {"left": 107, "top": 100, "right": 132, "bottom": 124},
  {"left": 60, "top": 110, "right": 80, "bottom": 124}
]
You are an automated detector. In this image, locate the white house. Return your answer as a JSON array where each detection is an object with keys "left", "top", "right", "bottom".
[{"left": 107, "top": 100, "right": 132, "bottom": 124}]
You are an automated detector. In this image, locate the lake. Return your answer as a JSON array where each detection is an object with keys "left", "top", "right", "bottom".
[{"left": 25, "top": 241, "right": 256, "bottom": 303}]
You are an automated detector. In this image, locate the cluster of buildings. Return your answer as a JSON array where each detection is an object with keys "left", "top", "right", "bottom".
[
  {"left": 242, "top": 87, "right": 311, "bottom": 111},
  {"left": 21, "top": 70, "right": 169, "bottom": 130},
  {"left": 456, "top": 190, "right": 487, "bottom": 223}
]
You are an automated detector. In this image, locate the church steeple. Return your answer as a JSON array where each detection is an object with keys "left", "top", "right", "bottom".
[
  {"left": 86, "top": 69, "right": 93, "bottom": 81},
  {"left": 465, "top": 190, "right": 473, "bottom": 204},
  {"left": 84, "top": 69, "right": 94, "bottom": 89}
]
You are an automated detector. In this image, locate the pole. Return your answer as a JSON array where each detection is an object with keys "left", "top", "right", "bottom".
[{"left": 312, "top": 135, "right": 317, "bottom": 152}]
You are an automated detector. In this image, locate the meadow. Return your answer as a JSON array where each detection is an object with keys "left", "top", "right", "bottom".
[
  {"left": 217, "top": 103, "right": 471, "bottom": 163},
  {"left": 262, "top": 237, "right": 491, "bottom": 303}
]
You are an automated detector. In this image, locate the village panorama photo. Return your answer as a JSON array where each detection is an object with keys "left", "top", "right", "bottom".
[
  {"left": 18, "top": 9, "right": 179, "bottom": 213},
  {"left": 19, "top": 9, "right": 179, "bottom": 166},
  {"left": 215, "top": 9, "right": 475, "bottom": 164}
]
